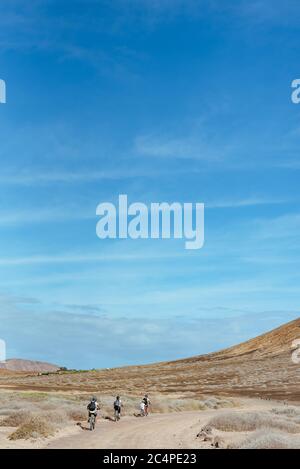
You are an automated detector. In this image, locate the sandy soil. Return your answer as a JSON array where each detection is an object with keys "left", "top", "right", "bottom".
[
  {"left": 46, "top": 410, "right": 243, "bottom": 449},
  {"left": 0, "top": 397, "right": 287, "bottom": 449}
]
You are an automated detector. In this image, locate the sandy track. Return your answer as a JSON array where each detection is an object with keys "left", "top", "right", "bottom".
[
  {"left": 46, "top": 399, "right": 277, "bottom": 449},
  {"left": 46, "top": 411, "right": 210, "bottom": 449},
  {"left": 0, "top": 398, "right": 289, "bottom": 449}
]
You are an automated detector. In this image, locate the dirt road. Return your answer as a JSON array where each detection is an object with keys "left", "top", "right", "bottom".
[
  {"left": 46, "top": 411, "right": 211, "bottom": 449},
  {"left": 46, "top": 399, "right": 278, "bottom": 449},
  {"left": 0, "top": 398, "right": 290, "bottom": 449}
]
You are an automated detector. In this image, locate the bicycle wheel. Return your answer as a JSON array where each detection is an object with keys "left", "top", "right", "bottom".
[{"left": 90, "top": 414, "right": 95, "bottom": 431}]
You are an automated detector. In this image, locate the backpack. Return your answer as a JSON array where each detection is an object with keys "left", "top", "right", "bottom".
[
  {"left": 114, "top": 400, "right": 120, "bottom": 410},
  {"left": 88, "top": 401, "right": 96, "bottom": 411}
]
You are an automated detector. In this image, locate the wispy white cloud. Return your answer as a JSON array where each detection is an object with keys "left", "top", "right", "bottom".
[
  {"left": 207, "top": 197, "right": 292, "bottom": 209},
  {"left": 241, "top": 255, "right": 300, "bottom": 265},
  {"left": 0, "top": 207, "right": 93, "bottom": 226},
  {"left": 254, "top": 212, "right": 300, "bottom": 240},
  {"left": 0, "top": 251, "right": 183, "bottom": 266},
  {"left": 0, "top": 194, "right": 289, "bottom": 229},
  {"left": 134, "top": 130, "right": 300, "bottom": 170},
  {"left": 134, "top": 133, "right": 230, "bottom": 161},
  {"left": 0, "top": 168, "right": 160, "bottom": 185}
]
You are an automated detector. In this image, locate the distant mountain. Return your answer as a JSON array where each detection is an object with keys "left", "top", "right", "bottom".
[{"left": 0, "top": 358, "right": 60, "bottom": 372}]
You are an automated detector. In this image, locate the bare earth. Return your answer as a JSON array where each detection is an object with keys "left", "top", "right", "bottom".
[{"left": 0, "top": 398, "right": 285, "bottom": 449}]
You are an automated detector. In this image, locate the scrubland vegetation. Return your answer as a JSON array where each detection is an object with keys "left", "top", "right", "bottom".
[
  {"left": 200, "top": 407, "right": 300, "bottom": 449},
  {"left": 0, "top": 391, "right": 235, "bottom": 440}
]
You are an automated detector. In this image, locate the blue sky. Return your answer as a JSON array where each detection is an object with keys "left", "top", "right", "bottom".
[{"left": 0, "top": 0, "right": 300, "bottom": 369}]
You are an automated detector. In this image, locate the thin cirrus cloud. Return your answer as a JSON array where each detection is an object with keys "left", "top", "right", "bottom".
[
  {"left": 0, "top": 251, "right": 184, "bottom": 267},
  {"left": 134, "top": 133, "right": 299, "bottom": 170},
  {"left": 0, "top": 164, "right": 202, "bottom": 185},
  {"left": 0, "top": 207, "right": 93, "bottom": 226},
  {"left": 254, "top": 212, "right": 300, "bottom": 239},
  {"left": 0, "top": 189, "right": 296, "bottom": 273},
  {"left": 0, "top": 195, "right": 291, "bottom": 228},
  {"left": 206, "top": 197, "right": 292, "bottom": 209},
  {"left": 0, "top": 168, "right": 151, "bottom": 185},
  {"left": 134, "top": 134, "right": 228, "bottom": 161}
]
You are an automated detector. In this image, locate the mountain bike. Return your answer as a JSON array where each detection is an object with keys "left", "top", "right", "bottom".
[
  {"left": 114, "top": 407, "right": 121, "bottom": 422},
  {"left": 89, "top": 413, "right": 96, "bottom": 431}
]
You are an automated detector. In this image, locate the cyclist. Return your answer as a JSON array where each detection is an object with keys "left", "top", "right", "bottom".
[
  {"left": 114, "top": 395, "right": 122, "bottom": 421},
  {"left": 87, "top": 396, "right": 99, "bottom": 427},
  {"left": 143, "top": 394, "right": 151, "bottom": 416},
  {"left": 140, "top": 400, "right": 146, "bottom": 417}
]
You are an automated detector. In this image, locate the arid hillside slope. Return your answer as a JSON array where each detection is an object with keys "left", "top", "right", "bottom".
[
  {"left": 0, "top": 319, "right": 299, "bottom": 401},
  {"left": 211, "top": 317, "right": 300, "bottom": 359}
]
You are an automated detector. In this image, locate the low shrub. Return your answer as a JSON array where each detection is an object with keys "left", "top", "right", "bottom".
[
  {"left": 0, "top": 410, "right": 31, "bottom": 427},
  {"left": 208, "top": 411, "right": 300, "bottom": 433},
  {"left": 234, "top": 429, "right": 300, "bottom": 449},
  {"left": 8, "top": 417, "right": 55, "bottom": 440}
]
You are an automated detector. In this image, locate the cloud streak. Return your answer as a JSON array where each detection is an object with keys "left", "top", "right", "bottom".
[
  {"left": 134, "top": 133, "right": 229, "bottom": 161},
  {"left": 206, "top": 197, "right": 292, "bottom": 209},
  {"left": 0, "top": 251, "right": 183, "bottom": 266}
]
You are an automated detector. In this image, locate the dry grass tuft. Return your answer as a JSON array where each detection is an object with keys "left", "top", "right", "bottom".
[
  {"left": 0, "top": 410, "right": 31, "bottom": 427},
  {"left": 233, "top": 429, "right": 300, "bottom": 449},
  {"left": 151, "top": 396, "right": 235, "bottom": 414},
  {"left": 8, "top": 416, "right": 55, "bottom": 440},
  {"left": 208, "top": 411, "right": 300, "bottom": 433},
  {"left": 271, "top": 407, "right": 300, "bottom": 418},
  {"left": 66, "top": 407, "right": 87, "bottom": 421}
]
